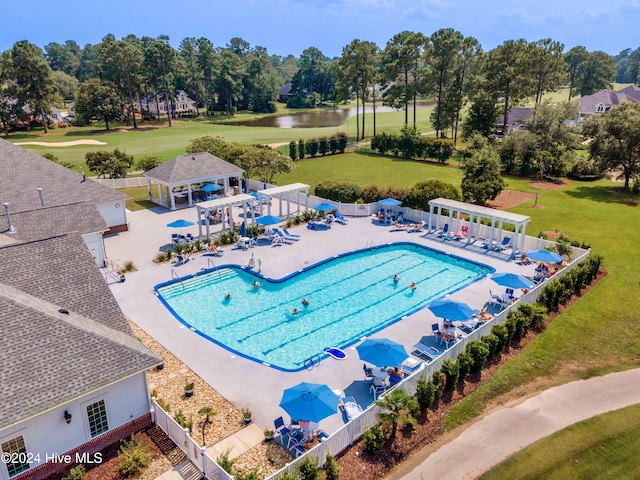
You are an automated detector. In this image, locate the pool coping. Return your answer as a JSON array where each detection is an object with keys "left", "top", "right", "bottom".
[{"left": 154, "top": 242, "right": 496, "bottom": 372}]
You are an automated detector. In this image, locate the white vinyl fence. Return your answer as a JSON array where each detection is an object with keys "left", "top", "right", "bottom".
[
  {"left": 151, "top": 398, "right": 233, "bottom": 480},
  {"left": 265, "top": 244, "right": 591, "bottom": 480}
]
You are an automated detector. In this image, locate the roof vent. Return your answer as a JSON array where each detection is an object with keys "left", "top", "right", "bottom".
[
  {"left": 192, "top": 156, "right": 196, "bottom": 160},
  {"left": 3, "top": 203, "right": 15, "bottom": 233},
  {"left": 58, "top": 308, "right": 70, "bottom": 314},
  {"left": 37, "top": 187, "right": 44, "bottom": 207}
]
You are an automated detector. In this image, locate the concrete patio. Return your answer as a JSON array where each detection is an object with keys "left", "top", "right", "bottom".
[{"left": 105, "top": 204, "right": 541, "bottom": 437}]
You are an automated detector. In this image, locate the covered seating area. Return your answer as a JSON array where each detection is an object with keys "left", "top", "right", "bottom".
[
  {"left": 426, "top": 198, "right": 530, "bottom": 258},
  {"left": 195, "top": 195, "right": 257, "bottom": 237},
  {"left": 143, "top": 152, "right": 245, "bottom": 211},
  {"left": 257, "top": 183, "right": 310, "bottom": 219}
]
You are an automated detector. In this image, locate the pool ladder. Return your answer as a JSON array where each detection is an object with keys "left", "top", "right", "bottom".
[
  {"left": 206, "top": 258, "right": 223, "bottom": 281},
  {"left": 366, "top": 241, "right": 377, "bottom": 249},
  {"left": 171, "top": 269, "right": 185, "bottom": 290}
]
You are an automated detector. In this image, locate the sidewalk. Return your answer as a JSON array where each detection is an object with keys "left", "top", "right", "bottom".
[{"left": 394, "top": 368, "right": 640, "bottom": 480}]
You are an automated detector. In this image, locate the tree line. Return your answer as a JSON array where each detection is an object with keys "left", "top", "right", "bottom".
[{"left": 0, "top": 30, "right": 636, "bottom": 137}]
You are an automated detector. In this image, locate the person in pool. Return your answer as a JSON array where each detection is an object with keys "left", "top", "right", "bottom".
[
  {"left": 301, "top": 298, "right": 309, "bottom": 306},
  {"left": 409, "top": 282, "right": 417, "bottom": 290},
  {"left": 393, "top": 274, "right": 400, "bottom": 283},
  {"left": 252, "top": 281, "right": 261, "bottom": 288},
  {"left": 291, "top": 308, "right": 299, "bottom": 315},
  {"left": 225, "top": 293, "right": 231, "bottom": 300}
]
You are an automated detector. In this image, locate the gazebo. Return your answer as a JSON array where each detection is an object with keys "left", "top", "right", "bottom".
[
  {"left": 195, "top": 195, "right": 257, "bottom": 237},
  {"left": 143, "top": 152, "right": 244, "bottom": 210},
  {"left": 257, "top": 183, "right": 310, "bottom": 218},
  {"left": 427, "top": 198, "right": 530, "bottom": 257}
]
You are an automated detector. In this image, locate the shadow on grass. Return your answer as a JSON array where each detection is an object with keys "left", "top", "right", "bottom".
[
  {"left": 126, "top": 200, "right": 158, "bottom": 211},
  {"left": 354, "top": 149, "right": 455, "bottom": 167},
  {"left": 563, "top": 184, "right": 639, "bottom": 205}
]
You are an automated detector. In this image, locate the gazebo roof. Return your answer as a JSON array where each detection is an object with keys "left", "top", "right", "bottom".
[
  {"left": 143, "top": 152, "right": 244, "bottom": 185},
  {"left": 195, "top": 194, "right": 256, "bottom": 211}
]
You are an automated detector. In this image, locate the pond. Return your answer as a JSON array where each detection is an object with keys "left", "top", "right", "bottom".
[{"left": 224, "top": 104, "right": 430, "bottom": 128}]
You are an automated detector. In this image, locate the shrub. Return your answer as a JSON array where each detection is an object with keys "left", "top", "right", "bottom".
[
  {"left": 289, "top": 141, "right": 297, "bottom": 161},
  {"left": 136, "top": 155, "right": 161, "bottom": 172},
  {"left": 173, "top": 409, "right": 193, "bottom": 434},
  {"left": 518, "top": 303, "right": 547, "bottom": 330},
  {"left": 491, "top": 324, "right": 509, "bottom": 353},
  {"left": 363, "top": 424, "right": 386, "bottom": 453},
  {"left": 465, "top": 340, "right": 490, "bottom": 374},
  {"left": 318, "top": 136, "right": 329, "bottom": 156},
  {"left": 432, "top": 370, "right": 447, "bottom": 396},
  {"left": 122, "top": 260, "right": 136, "bottom": 272},
  {"left": 217, "top": 449, "right": 236, "bottom": 474},
  {"left": 456, "top": 351, "right": 474, "bottom": 380},
  {"left": 117, "top": 434, "right": 151, "bottom": 478},
  {"left": 62, "top": 464, "right": 85, "bottom": 480},
  {"left": 306, "top": 138, "right": 319, "bottom": 157},
  {"left": 315, "top": 180, "right": 362, "bottom": 203},
  {"left": 235, "top": 470, "right": 260, "bottom": 480},
  {"left": 323, "top": 453, "right": 340, "bottom": 480},
  {"left": 297, "top": 456, "right": 321, "bottom": 480},
  {"left": 415, "top": 374, "right": 437, "bottom": 411},
  {"left": 481, "top": 333, "right": 501, "bottom": 359},
  {"left": 440, "top": 359, "right": 460, "bottom": 391},
  {"left": 298, "top": 139, "right": 305, "bottom": 159}
]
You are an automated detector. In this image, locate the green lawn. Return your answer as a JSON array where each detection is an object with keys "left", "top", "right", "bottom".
[
  {"left": 8, "top": 105, "right": 434, "bottom": 173},
  {"left": 480, "top": 404, "right": 640, "bottom": 480}
]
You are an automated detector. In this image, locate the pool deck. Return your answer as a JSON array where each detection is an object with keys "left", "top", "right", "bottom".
[{"left": 106, "top": 206, "right": 540, "bottom": 436}]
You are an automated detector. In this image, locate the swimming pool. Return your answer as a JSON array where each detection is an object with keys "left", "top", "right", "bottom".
[{"left": 155, "top": 243, "right": 493, "bottom": 371}]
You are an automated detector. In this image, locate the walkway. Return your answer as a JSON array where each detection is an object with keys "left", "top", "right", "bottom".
[{"left": 395, "top": 368, "right": 640, "bottom": 480}]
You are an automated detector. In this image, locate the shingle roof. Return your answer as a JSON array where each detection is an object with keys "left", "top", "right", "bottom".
[
  {"left": 144, "top": 152, "right": 244, "bottom": 184},
  {"left": 0, "top": 234, "right": 160, "bottom": 428},
  {"left": 5, "top": 203, "right": 107, "bottom": 242},
  {"left": 575, "top": 89, "right": 640, "bottom": 115},
  {"left": 0, "top": 138, "right": 126, "bottom": 215}
]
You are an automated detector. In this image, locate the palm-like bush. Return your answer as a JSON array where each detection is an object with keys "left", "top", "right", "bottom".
[{"left": 375, "top": 388, "right": 418, "bottom": 442}]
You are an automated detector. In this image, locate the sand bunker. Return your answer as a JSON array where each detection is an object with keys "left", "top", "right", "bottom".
[{"left": 15, "top": 139, "right": 107, "bottom": 147}]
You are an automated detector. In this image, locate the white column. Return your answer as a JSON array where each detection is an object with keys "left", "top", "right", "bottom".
[
  {"left": 187, "top": 185, "right": 193, "bottom": 207},
  {"left": 467, "top": 214, "right": 474, "bottom": 244},
  {"left": 197, "top": 207, "right": 203, "bottom": 237},
  {"left": 170, "top": 186, "right": 176, "bottom": 211}
]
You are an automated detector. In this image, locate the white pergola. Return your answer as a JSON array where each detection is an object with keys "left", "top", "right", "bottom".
[
  {"left": 257, "top": 183, "right": 310, "bottom": 218},
  {"left": 195, "top": 194, "right": 257, "bottom": 237},
  {"left": 427, "top": 198, "right": 530, "bottom": 257}
]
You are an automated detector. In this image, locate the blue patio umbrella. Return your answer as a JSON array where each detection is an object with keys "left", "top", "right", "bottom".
[
  {"left": 526, "top": 249, "right": 563, "bottom": 263},
  {"left": 249, "top": 192, "right": 260, "bottom": 200},
  {"left": 279, "top": 382, "right": 340, "bottom": 423},
  {"left": 356, "top": 338, "right": 408, "bottom": 367},
  {"left": 240, "top": 221, "right": 247, "bottom": 237},
  {"left": 201, "top": 183, "right": 221, "bottom": 192},
  {"left": 428, "top": 298, "right": 476, "bottom": 321},
  {"left": 378, "top": 197, "right": 402, "bottom": 207},
  {"left": 166, "top": 218, "right": 195, "bottom": 235},
  {"left": 255, "top": 215, "right": 282, "bottom": 226},
  {"left": 491, "top": 272, "right": 532, "bottom": 289},
  {"left": 313, "top": 202, "right": 337, "bottom": 212}
]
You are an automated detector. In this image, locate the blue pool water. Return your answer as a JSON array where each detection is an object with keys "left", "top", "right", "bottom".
[{"left": 155, "top": 243, "right": 492, "bottom": 371}]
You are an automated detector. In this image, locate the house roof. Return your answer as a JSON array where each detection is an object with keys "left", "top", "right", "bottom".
[
  {"left": 496, "top": 107, "right": 535, "bottom": 127},
  {"left": 5, "top": 203, "right": 108, "bottom": 242},
  {"left": 575, "top": 89, "right": 640, "bottom": 115},
  {"left": 0, "top": 138, "right": 127, "bottom": 216},
  {"left": 0, "top": 234, "right": 160, "bottom": 429},
  {"left": 143, "top": 152, "right": 244, "bottom": 185},
  {"left": 617, "top": 85, "right": 640, "bottom": 102}
]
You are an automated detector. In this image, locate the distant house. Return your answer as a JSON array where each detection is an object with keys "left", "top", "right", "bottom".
[
  {"left": 574, "top": 87, "right": 640, "bottom": 120},
  {"left": 138, "top": 89, "right": 198, "bottom": 117},
  {"left": 495, "top": 107, "right": 535, "bottom": 135},
  {"left": 278, "top": 83, "right": 292, "bottom": 103},
  {"left": 0, "top": 234, "right": 161, "bottom": 480},
  {"left": 0, "top": 139, "right": 130, "bottom": 266}
]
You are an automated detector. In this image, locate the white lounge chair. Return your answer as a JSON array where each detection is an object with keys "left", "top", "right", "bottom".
[{"left": 340, "top": 396, "right": 363, "bottom": 421}]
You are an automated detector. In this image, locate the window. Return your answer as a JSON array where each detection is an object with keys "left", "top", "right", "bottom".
[
  {"left": 86, "top": 400, "right": 109, "bottom": 437},
  {"left": 1, "top": 436, "right": 29, "bottom": 477},
  {"left": 596, "top": 104, "right": 606, "bottom": 113}
]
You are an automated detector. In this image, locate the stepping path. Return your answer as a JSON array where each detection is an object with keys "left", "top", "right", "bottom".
[{"left": 397, "top": 369, "right": 640, "bottom": 480}]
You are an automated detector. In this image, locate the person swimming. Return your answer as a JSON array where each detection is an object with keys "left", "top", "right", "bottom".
[
  {"left": 393, "top": 274, "right": 400, "bottom": 283},
  {"left": 301, "top": 298, "right": 309, "bottom": 306},
  {"left": 409, "top": 282, "right": 417, "bottom": 290},
  {"left": 225, "top": 293, "right": 231, "bottom": 300},
  {"left": 291, "top": 308, "right": 299, "bottom": 315},
  {"left": 252, "top": 281, "right": 261, "bottom": 288}
]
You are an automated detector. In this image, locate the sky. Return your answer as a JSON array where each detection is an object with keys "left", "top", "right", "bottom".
[{"left": 2, "top": 0, "right": 639, "bottom": 58}]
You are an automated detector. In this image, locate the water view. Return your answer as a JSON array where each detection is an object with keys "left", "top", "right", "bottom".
[{"left": 225, "top": 104, "right": 430, "bottom": 128}]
